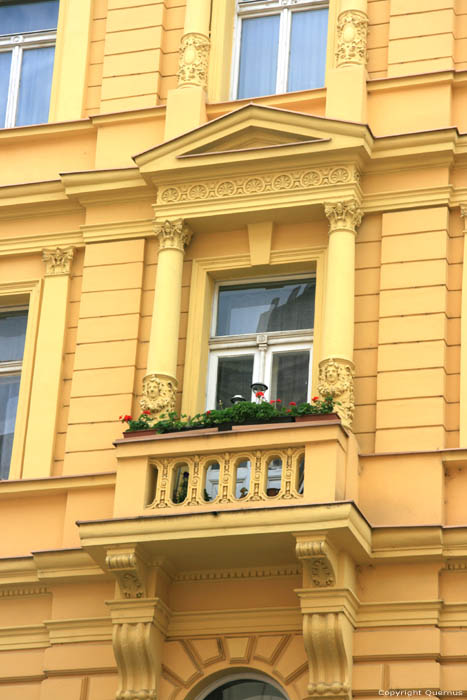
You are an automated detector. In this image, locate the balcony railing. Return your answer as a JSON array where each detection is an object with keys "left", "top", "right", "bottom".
[{"left": 113, "top": 419, "right": 357, "bottom": 518}]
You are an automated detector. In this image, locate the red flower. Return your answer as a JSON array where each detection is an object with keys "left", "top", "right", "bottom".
[
  {"left": 287, "top": 409, "right": 292, "bottom": 413},
  {"left": 122, "top": 414, "right": 132, "bottom": 422},
  {"left": 143, "top": 410, "right": 151, "bottom": 415},
  {"left": 312, "top": 396, "right": 319, "bottom": 402},
  {"left": 206, "top": 410, "right": 211, "bottom": 414},
  {"left": 119, "top": 415, "right": 122, "bottom": 420},
  {"left": 269, "top": 400, "right": 276, "bottom": 404},
  {"left": 276, "top": 398, "right": 282, "bottom": 403},
  {"left": 255, "top": 391, "right": 264, "bottom": 398},
  {"left": 289, "top": 401, "right": 297, "bottom": 406}
]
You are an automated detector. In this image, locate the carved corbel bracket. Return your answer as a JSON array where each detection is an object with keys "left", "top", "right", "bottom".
[
  {"left": 295, "top": 535, "right": 339, "bottom": 588},
  {"left": 105, "top": 546, "right": 147, "bottom": 600},
  {"left": 302, "top": 611, "right": 352, "bottom": 700}
]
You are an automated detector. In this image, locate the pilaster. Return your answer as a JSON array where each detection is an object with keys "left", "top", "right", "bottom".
[
  {"left": 319, "top": 200, "right": 363, "bottom": 430},
  {"left": 326, "top": 0, "right": 368, "bottom": 123},
  {"left": 459, "top": 206, "right": 467, "bottom": 445},
  {"left": 142, "top": 219, "right": 192, "bottom": 419},
  {"left": 22, "top": 247, "right": 74, "bottom": 479}
]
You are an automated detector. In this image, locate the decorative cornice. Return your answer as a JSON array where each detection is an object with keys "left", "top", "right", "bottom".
[
  {"left": 157, "top": 165, "right": 360, "bottom": 206},
  {"left": 324, "top": 199, "right": 363, "bottom": 232},
  {"left": 336, "top": 10, "right": 368, "bottom": 67},
  {"left": 0, "top": 585, "right": 48, "bottom": 598},
  {"left": 178, "top": 32, "right": 210, "bottom": 89},
  {"left": 175, "top": 565, "right": 301, "bottom": 582},
  {"left": 42, "top": 246, "right": 74, "bottom": 275},
  {"left": 153, "top": 219, "right": 193, "bottom": 251}
]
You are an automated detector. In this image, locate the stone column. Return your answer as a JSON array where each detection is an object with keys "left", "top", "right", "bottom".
[
  {"left": 22, "top": 247, "right": 74, "bottom": 478},
  {"left": 141, "top": 220, "right": 192, "bottom": 419},
  {"left": 326, "top": 0, "right": 368, "bottom": 123},
  {"left": 164, "top": 0, "right": 211, "bottom": 139},
  {"left": 318, "top": 200, "right": 363, "bottom": 430}
]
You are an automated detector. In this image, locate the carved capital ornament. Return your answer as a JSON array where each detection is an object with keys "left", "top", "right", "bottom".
[
  {"left": 154, "top": 218, "right": 192, "bottom": 252},
  {"left": 178, "top": 32, "right": 210, "bottom": 89},
  {"left": 336, "top": 10, "right": 368, "bottom": 67},
  {"left": 324, "top": 199, "right": 363, "bottom": 232},
  {"left": 42, "top": 246, "right": 74, "bottom": 275},
  {"left": 318, "top": 358, "right": 355, "bottom": 430}
]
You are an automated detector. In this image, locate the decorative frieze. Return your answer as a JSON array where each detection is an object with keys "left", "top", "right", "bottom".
[
  {"left": 318, "top": 358, "right": 355, "bottom": 430},
  {"left": 324, "top": 199, "right": 363, "bottom": 232},
  {"left": 178, "top": 32, "right": 210, "bottom": 89},
  {"left": 175, "top": 565, "right": 301, "bottom": 582},
  {"left": 42, "top": 246, "right": 74, "bottom": 275},
  {"left": 154, "top": 218, "right": 193, "bottom": 251},
  {"left": 335, "top": 10, "right": 368, "bottom": 67},
  {"left": 157, "top": 165, "right": 360, "bottom": 206},
  {"left": 140, "top": 373, "right": 177, "bottom": 418}
]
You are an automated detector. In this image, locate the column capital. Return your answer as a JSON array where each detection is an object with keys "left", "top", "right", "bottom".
[
  {"left": 318, "top": 358, "right": 355, "bottom": 430},
  {"left": 335, "top": 9, "right": 369, "bottom": 68},
  {"left": 324, "top": 199, "right": 363, "bottom": 233},
  {"left": 177, "top": 32, "right": 210, "bottom": 89},
  {"left": 460, "top": 204, "right": 467, "bottom": 223},
  {"left": 154, "top": 218, "right": 193, "bottom": 252},
  {"left": 42, "top": 246, "right": 74, "bottom": 275}
]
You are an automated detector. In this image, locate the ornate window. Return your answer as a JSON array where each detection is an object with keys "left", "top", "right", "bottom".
[
  {"left": 232, "top": 0, "right": 328, "bottom": 99},
  {"left": 0, "top": 0, "right": 59, "bottom": 128},
  {"left": 0, "top": 308, "right": 28, "bottom": 478},
  {"left": 198, "top": 675, "right": 288, "bottom": 700},
  {"left": 207, "top": 276, "right": 315, "bottom": 408}
]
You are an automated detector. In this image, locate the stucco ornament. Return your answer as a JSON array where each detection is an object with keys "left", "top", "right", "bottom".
[
  {"left": 105, "top": 550, "right": 146, "bottom": 599},
  {"left": 296, "top": 538, "right": 337, "bottom": 588},
  {"left": 324, "top": 199, "right": 363, "bottom": 231},
  {"left": 178, "top": 32, "right": 210, "bottom": 89},
  {"left": 154, "top": 218, "right": 192, "bottom": 251},
  {"left": 140, "top": 373, "right": 177, "bottom": 418},
  {"left": 318, "top": 358, "right": 355, "bottom": 430},
  {"left": 335, "top": 10, "right": 368, "bottom": 67},
  {"left": 42, "top": 246, "right": 74, "bottom": 275}
]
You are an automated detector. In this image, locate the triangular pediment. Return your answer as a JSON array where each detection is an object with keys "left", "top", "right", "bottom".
[{"left": 134, "top": 103, "right": 372, "bottom": 179}]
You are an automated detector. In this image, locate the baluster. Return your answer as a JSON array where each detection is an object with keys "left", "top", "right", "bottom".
[
  {"left": 218, "top": 452, "right": 235, "bottom": 503},
  {"left": 281, "top": 448, "right": 294, "bottom": 499},
  {"left": 187, "top": 455, "right": 203, "bottom": 505},
  {"left": 148, "top": 458, "right": 170, "bottom": 508}
]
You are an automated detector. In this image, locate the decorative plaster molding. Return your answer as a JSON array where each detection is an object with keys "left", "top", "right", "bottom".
[
  {"left": 175, "top": 565, "right": 301, "bottom": 581},
  {"left": 0, "top": 586, "right": 48, "bottom": 597},
  {"left": 154, "top": 218, "right": 193, "bottom": 251},
  {"left": 296, "top": 538, "right": 337, "bottom": 588},
  {"left": 178, "top": 32, "right": 210, "bottom": 89},
  {"left": 140, "top": 373, "right": 177, "bottom": 418},
  {"left": 336, "top": 10, "right": 368, "bottom": 67},
  {"left": 324, "top": 199, "right": 363, "bottom": 232},
  {"left": 303, "top": 612, "right": 351, "bottom": 700},
  {"left": 42, "top": 246, "right": 74, "bottom": 275},
  {"left": 157, "top": 165, "right": 360, "bottom": 206},
  {"left": 105, "top": 549, "right": 146, "bottom": 599},
  {"left": 318, "top": 358, "right": 355, "bottom": 430}
]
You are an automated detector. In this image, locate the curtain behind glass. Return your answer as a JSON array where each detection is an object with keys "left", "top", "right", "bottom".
[
  {"left": 0, "top": 375, "right": 20, "bottom": 479},
  {"left": 16, "top": 46, "right": 55, "bottom": 126},
  {"left": 288, "top": 8, "right": 328, "bottom": 92},
  {"left": 237, "top": 15, "right": 280, "bottom": 99},
  {"left": 0, "top": 51, "right": 12, "bottom": 127},
  {"left": 0, "top": 1, "right": 59, "bottom": 35},
  {"left": 0, "top": 311, "right": 28, "bottom": 362}
]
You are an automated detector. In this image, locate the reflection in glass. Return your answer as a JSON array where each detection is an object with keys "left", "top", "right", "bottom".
[
  {"left": 203, "top": 679, "right": 286, "bottom": 700},
  {"left": 216, "top": 355, "right": 254, "bottom": 408},
  {"left": 204, "top": 462, "right": 220, "bottom": 501},
  {"left": 0, "top": 310, "right": 28, "bottom": 362},
  {"left": 16, "top": 47, "right": 55, "bottom": 126},
  {"left": 0, "top": 52, "right": 12, "bottom": 128},
  {"left": 271, "top": 351, "right": 310, "bottom": 405},
  {"left": 0, "top": 375, "right": 20, "bottom": 479},
  {"left": 172, "top": 464, "right": 189, "bottom": 504},
  {"left": 237, "top": 15, "right": 280, "bottom": 99},
  {"left": 266, "top": 457, "right": 282, "bottom": 496},
  {"left": 288, "top": 8, "right": 328, "bottom": 92},
  {"left": 235, "top": 460, "right": 251, "bottom": 498},
  {"left": 217, "top": 279, "right": 315, "bottom": 336},
  {"left": 0, "top": 0, "right": 59, "bottom": 35}
]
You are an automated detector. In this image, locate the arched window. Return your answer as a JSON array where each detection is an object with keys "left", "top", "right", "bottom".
[{"left": 198, "top": 674, "right": 288, "bottom": 700}]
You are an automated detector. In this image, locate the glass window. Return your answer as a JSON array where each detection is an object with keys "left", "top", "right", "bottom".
[
  {"left": 234, "top": 0, "right": 328, "bottom": 99},
  {"left": 0, "top": 309, "right": 28, "bottom": 479},
  {"left": 0, "top": 0, "right": 59, "bottom": 128},
  {"left": 207, "top": 278, "right": 314, "bottom": 408},
  {"left": 203, "top": 679, "right": 286, "bottom": 700}
]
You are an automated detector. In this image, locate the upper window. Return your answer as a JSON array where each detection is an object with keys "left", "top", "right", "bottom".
[
  {"left": 207, "top": 277, "right": 315, "bottom": 408},
  {"left": 232, "top": 0, "right": 328, "bottom": 100},
  {"left": 0, "top": 308, "right": 28, "bottom": 479},
  {"left": 202, "top": 678, "right": 287, "bottom": 700},
  {"left": 0, "top": 0, "right": 59, "bottom": 128}
]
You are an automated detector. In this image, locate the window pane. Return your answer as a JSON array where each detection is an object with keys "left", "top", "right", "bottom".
[
  {"left": 0, "top": 310, "right": 28, "bottom": 362},
  {"left": 15, "top": 46, "right": 55, "bottom": 126},
  {"left": 216, "top": 355, "right": 254, "bottom": 408},
  {"left": 0, "top": 51, "right": 12, "bottom": 127},
  {"left": 0, "top": 374, "right": 20, "bottom": 479},
  {"left": 0, "top": 1, "right": 59, "bottom": 35},
  {"left": 288, "top": 8, "right": 328, "bottom": 92},
  {"left": 217, "top": 279, "right": 315, "bottom": 336},
  {"left": 271, "top": 350, "right": 310, "bottom": 405},
  {"left": 237, "top": 15, "right": 280, "bottom": 99},
  {"left": 204, "top": 679, "right": 286, "bottom": 700}
]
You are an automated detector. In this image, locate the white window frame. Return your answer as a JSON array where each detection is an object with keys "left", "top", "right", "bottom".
[
  {"left": 231, "top": 0, "right": 329, "bottom": 100},
  {"left": 206, "top": 274, "right": 315, "bottom": 408},
  {"left": 0, "top": 28, "right": 56, "bottom": 128}
]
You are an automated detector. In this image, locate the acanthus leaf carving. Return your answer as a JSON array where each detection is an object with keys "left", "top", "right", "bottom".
[
  {"left": 140, "top": 373, "right": 177, "bottom": 419},
  {"left": 106, "top": 549, "right": 146, "bottom": 599},
  {"left": 317, "top": 358, "right": 355, "bottom": 430},
  {"left": 154, "top": 219, "right": 193, "bottom": 252},
  {"left": 178, "top": 32, "right": 210, "bottom": 89},
  {"left": 324, "top": 199, "right": 363, "bottom": 232},
  {"left": 335, "top": 10, "right": 368, "bottom": 67},
  {"left": 42, "top": 246, "right": 74, "bottom": 275}
]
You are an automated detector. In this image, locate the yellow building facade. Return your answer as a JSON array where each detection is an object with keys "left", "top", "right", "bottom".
[{"left": 1, "top": 0, "right": 467, "bottom": 698}]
